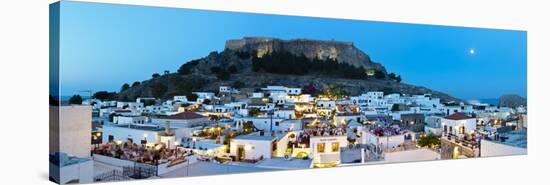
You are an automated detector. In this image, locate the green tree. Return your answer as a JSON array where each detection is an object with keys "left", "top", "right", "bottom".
[
  {"left": 210, "top": 66, "right": 222, "bottom": 74},
  {"left": 131, "top": 81, "right": 141, "bottom": 87},
  {"left": 302, "top": 83, "right": 318, "bottom": 96},
  {"left": 151, "top": 83, "right": 168, "bottom": 98},
  {"left": 391, "top": 104, "right": 400, "bottom": 112},
  {"left": 243, "top": 121, "right": 256, "bottom": 133},
  {"left": 92, "top": 91, "right": 117, "bottom": 101},
  {"left": 152, "top": 73, "right": 160, "bottom": 78},
  {"left": 177, "top": 59, "right": 200, "bottom": 75},
  {"left": 388, "top": 73, "right": 396, "bottom": 80},
  {"left": 228, "top": 65, "right": 238, "bottom": 73},
  {"left": 232, "top": 81, "right": 245, "bottom": 89},
  {"left": 187, "top": 93, "right": 199, "bottom": 101},
  {"left": 320, "top": 85, "right": 349, "bottom": 100},
  {"left": 120, "top": 83, "right": 130, "bottom": 92},
  {"left": 396, "top": 75, "right": 402, "bottom": 83},
  {"left": 68, "top": 95, "right": 83, "bottom": 105},
  {"left": 417, "top": 134, "right": 441, "bottom": 148},
  {"left": 248, "top": 108, "right": 262, "bottom": 117},
  {"left": 217, "top": 70, "right": 230, "bottom": 81},
  {"left": 374, "top": 70, "right": 386, "bottom": 79},
  {"left": 235, "top": 51, "right": 251, "bottom": 59}
]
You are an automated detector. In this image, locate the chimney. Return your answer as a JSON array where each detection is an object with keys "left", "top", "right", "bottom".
[{"left": 165, "top": 121, "right": 172, "bottom": 135}]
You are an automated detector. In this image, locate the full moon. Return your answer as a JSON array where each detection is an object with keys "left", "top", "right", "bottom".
[{"left": 469, "top": 48, "right": 475, "bottom": 55}]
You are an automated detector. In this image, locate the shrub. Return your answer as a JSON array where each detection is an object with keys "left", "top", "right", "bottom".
[
  {"left": 120, "top": 83, "right": 130, "bottom": 92},
  {"left": 228, "top": 65, "right": 238, "bottom": 73},
  {"left": 68, "top": 95, "right": 83, "bottom": 105}
]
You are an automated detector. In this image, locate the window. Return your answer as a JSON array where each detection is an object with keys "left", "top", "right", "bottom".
[
  {"left": 331, "top": 142, "right": 339, "bottom": 152},
  {"left": 317, "top": 143, "right": 325, "bottom": 153}
]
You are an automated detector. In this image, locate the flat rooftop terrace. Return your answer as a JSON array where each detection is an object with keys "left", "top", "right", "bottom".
[{"left": 485, "top": 128, "right": 527, "bottom": 148}]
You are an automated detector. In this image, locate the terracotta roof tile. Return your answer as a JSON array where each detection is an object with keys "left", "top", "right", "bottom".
[
  {"left": 444, "top": 112, "right": 472, "bottom": 120},
  {"left": 163, "top": 111, "right": 205, "bottom": 120}
]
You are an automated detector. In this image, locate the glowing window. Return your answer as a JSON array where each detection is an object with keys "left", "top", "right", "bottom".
[{"left": 317, "top": 143, "right": 325, "bottom": 153}]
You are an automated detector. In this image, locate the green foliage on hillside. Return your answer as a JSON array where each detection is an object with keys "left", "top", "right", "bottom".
[
  {"left": 210, "top": 66, "right": 233, "bottom": 81},
  {"left": 388, "top": 72, "right": 402, "bottom": 82},
  {"left": 320, "top": 85, "right": 349, "bottom": 100},
  {"left": 169, "top": 75, "right": 207, "bottom": 100},
  {"left": 232, "top": 80, "right": 245, "bottom": 89},
  {"left": 177, "top": 59, "right": 200, "bottom": 75},
  {"left": 120, "top": 83, "right": 130, "bottom": 92},
  {"left": 302, "top": 83, "right": 319, "bottom": 96},
  {"left": 374, "top": 70, "right": 385, "bottom": 79},
  {"left": 228, "top": 65, "right": 238, "bottom": 73},
  {"left": 92, "top": 91, "right": 118, "bottom": 101},
  {"left": 235, "top": 51, "right": 251, "bottom": 59},
  {"left": 68, "top": 95, "right": 83, "bottom": 105},
  {"left": 251, "top": 51, "right": 375, "bottom": 79},
  {"left": 151, "top": 83, "right": 167, "bottom": 98}
]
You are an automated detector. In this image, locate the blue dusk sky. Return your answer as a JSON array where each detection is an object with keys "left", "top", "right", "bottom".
[{"left": 58, "top": 1, "right": 527, "bottom": 100}]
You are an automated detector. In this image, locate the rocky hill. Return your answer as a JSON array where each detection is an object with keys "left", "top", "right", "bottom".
[
  {"left": 498, "top": 94, "right": 527, "bottom": 108},
  {"left": 117, "top": 37, "right": 459, "bottom": 102},
  {"left": 225, "top": 37, "right": 386, "bottom": 72}
]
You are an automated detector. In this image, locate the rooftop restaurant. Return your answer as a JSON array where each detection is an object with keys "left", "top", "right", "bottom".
[{"left": 92, "top": 139, "right": 191, "bottom": 167}]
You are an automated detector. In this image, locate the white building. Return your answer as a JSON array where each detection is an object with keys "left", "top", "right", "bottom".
[
  {"left": 317, "top": 99, "right": 336, "bottom": 109},
  {"left": 385, "top": 93, "right": 405, "bottom": 104},
  {"left": 285, "top": 87, "right": 302, "bottom": 95},
  {"left": 366, "top": 91, "right": 384, "bottom": 99},
  {"left": 274, "top": 108, "right": 295, "bottom": 119},
  {"left": 239, "top": 117, "right": 285, "bottom": 131},
  {"left": 441, "top": 112, "right": 477, "bottom": 136},
  {"left": 424, "top": 116, "right": 443, "bottom": 135},
  {"left": 113, "top": 115, "right": 146, "bottom": 125},
  {"left": 261, "top": 86, "right": 301, "bottom": 95},
  {"left": 152, "top": 111, "right": 209, "bottom": 128},
  {"left": 192, "top": 92, "right": 217, "bottom": 104},
  {"left": 219, "top": 86, "right": 239, "bottom": 94},
  {"left": 359, "top": 126, "right": 414, "bottom": 149},
  {"left": 173, "top": 96, "right": 188, "bottom": 102},
  {"left": 49, "top": 153, "right": 93, "bottom": 184},
  {"left": 334, "top": 113, "right": 364, "bottom": 127},
  {"left": 136, "top": 97, "right": 156, "bottom": 104},
  {"left": 247, "top": 102, "right": 275, "bottom": 111},
  {"left": 286, "top": 94, "right": 313, "bottom": 103},
  {"left": 270, "top": 92, "right": 288, "bottom": 105},
  {"left": 219, "top": 86, "right": 231, "bottom": 93},
  {"left": 310, "top": 135, "right": 349, "bottom": 167},
  {"left": 116, "top": 102, "right": 144, "bottom": 110},
  {"left": 443, "top": 103, "right": 474, "bottom": 116},
  {"left": 230, "top": 134, "right": 276, "bottom": 161},
  {"left": 102, "top": 124, "right": 165, "bottom": 145},
  {"left": 251, "top": 92, "right": 264, "bottom": 98}
]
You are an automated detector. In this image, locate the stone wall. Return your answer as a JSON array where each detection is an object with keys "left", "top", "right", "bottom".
[{"left": 440, "top": 138, "right": 478, "bottom": 159}]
